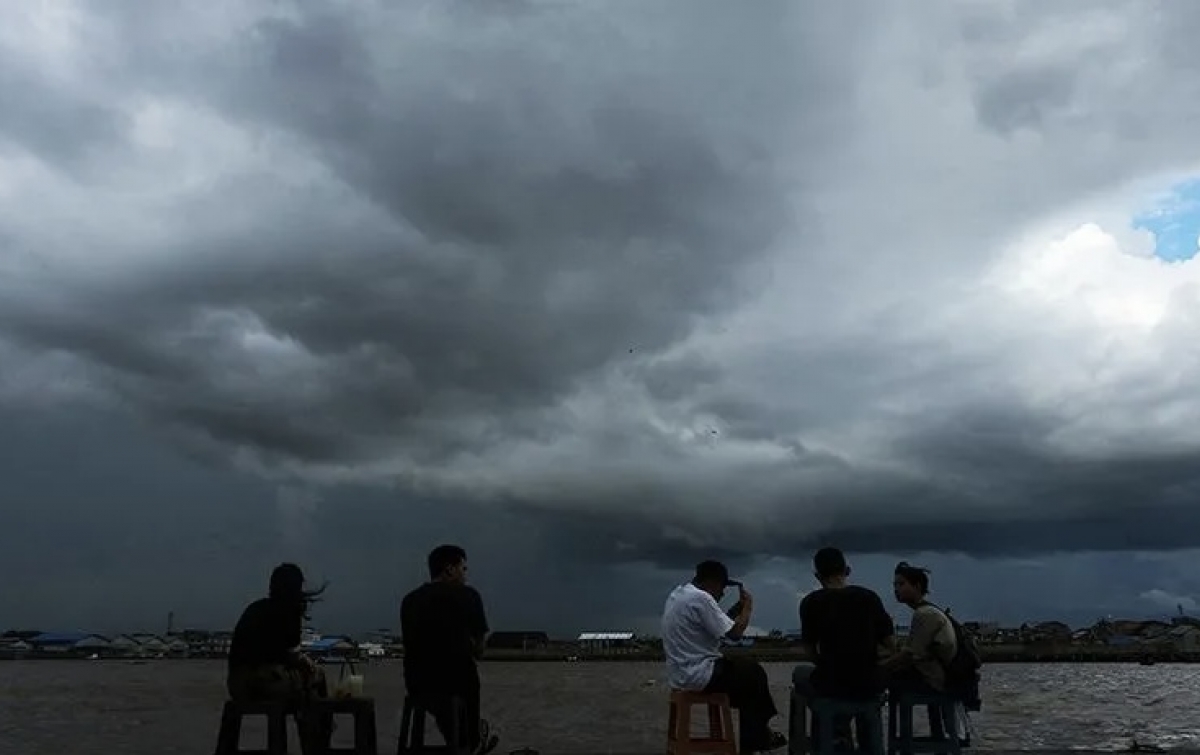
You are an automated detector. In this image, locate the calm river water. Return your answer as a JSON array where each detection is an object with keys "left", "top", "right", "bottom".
[{"left": 0, "top": 660, "right": 1194, "bottom": 754}]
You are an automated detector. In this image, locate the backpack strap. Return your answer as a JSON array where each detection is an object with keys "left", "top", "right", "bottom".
[{"left": 914, "top": 600, "right": 943, "bottom": 614}]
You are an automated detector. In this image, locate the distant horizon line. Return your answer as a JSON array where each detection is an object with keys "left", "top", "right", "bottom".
[{"left": 4, "top": 611, "right": 1193, "bottom": 640}]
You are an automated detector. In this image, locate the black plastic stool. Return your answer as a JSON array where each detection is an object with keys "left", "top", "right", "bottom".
[
  {"left": 397, "top": 695, "right": 468, "bottom": 755},
  {"left": 214, "top": 700, "right": 291, "bottom": 755},
  {"left": 887, "top": 693, "right": 963, "bottom": 755},
  {"left": 304, "top": 697, "right": 379, "bottom": 755}
]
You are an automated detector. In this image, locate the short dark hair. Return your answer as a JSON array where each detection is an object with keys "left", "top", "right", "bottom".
[
  {"left": 428, "top": 544, "right": 467, "bottom": 579},
  {"left": 894, "top": 561, "right": 931, "bottom": 595},
  {"left": 813, "top": 547, "right": 848, "bottom": 579},
  {"left": 694, "top": 560, "right": 731, "bottom": 586}
]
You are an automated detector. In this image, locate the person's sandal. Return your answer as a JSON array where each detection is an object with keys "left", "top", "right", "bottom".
[
  {"left": 755, "top": 731, "right": 787, "bottom": 752},
  {"left": 475, "top": 718, "right": 500, "bottom": 755}
]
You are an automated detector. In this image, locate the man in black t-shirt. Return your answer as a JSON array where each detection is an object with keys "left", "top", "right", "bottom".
[
  {"left": 793, "top": 548, "right": 895, "bottom": 745},
  {"left": 795, "top": 547, "right": 895, "bottom": 697},
  {"left": 400, "top": 544, "right": 498, "bottom": 755}
]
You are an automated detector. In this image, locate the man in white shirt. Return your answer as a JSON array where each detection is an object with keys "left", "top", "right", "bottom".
[{"left": 661, "top": 560, "right": 786, "bottom": 753}]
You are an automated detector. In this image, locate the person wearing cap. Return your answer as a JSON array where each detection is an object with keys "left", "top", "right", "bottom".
[{"left": 661, "top": 560, "right": 787, "bottom": 753}]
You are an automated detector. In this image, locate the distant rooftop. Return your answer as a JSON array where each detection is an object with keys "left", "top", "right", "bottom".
[
  {"left": 578, "top": 632, "right": 634, "bottom": 641},
  {"left": 306, "top": 637, "right": 355, "bottom": 650},
  {"left": 31, "top": 632, "right": 98, "bottom": 644}
]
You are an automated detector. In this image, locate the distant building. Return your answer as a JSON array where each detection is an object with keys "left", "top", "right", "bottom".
[
  {"left": 305, "top": 636, "right": 357, "bottom": 659},
  {"left": 358, "top": 642, "right": 387, "bottom": 658},
  {"left": 74, "top": 635, "right": 112, "bottom": 655},
  {"left": 174, "top": 629, "right": 232, "bottom": 657},
  {"left": 720, "top": 637, "right": 755, "bottom": 648},
  {"left": 108, "top": 635, "right": 143, "bottom": 657},
  {"left": 1169, "top": 624, "right": 1200, "bottom": 651},
  {"left": 962, "top": 622, "right": 1000, "bottom": 642},
  {"left": 487, "top": 631, "right": 550, "bottom": 650},
  {"left": 577, "top": 632, "right": 636, "bottom": 653},
  {"left": 165, "top": 636, "right": 190, "bottom": 656},
  {"left": 0, "top": 639, "right": 31, "bottom": 658},
  {"left": 130, "top": 634, "right": 170, "bottom": 656},
  {"left": 29, "top": 632, "right": 106, "bottom": 655}
]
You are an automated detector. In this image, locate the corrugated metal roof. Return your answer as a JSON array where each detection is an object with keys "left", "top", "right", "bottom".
[
  {"left": 577, "top": 632, "right": 634, "bottom": 641},
  {"left": 307, "top": 637, "right": 355, "bottom": 650},
  {"left": 31, "top": 632, "right": 96, "bottom": 644},
  {"left": 74, "top": 636, "right": 111, "bottom": 647}
]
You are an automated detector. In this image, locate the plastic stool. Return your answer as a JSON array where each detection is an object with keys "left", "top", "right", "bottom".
[
  {"left": 397, "top": 695, "right": 469, "bottom": 755},
  {"left": 887, "top": 693, "right": 963, "bottom": 755},
  {"left": 666, "top": 690, "right": 738, "bottom": 755},
  {"left": 305, "top": 697, "right": 379, "bottom": 754},
  {"left": 214, "top": 700, "right": 291, "bottom": 755}
]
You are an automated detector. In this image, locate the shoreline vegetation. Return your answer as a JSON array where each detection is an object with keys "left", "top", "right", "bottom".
[{"left": 2, "top": 645, "right": 1193, "bottom": 664}]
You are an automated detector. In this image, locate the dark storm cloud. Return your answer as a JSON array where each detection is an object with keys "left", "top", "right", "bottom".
[{"left": 4, "top": 0, "right": 1200, "bottom": 578}]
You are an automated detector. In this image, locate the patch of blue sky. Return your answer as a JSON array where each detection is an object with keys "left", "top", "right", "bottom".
[{"left": 1132, "top": 177, "right": 1200, "bottom": 262}]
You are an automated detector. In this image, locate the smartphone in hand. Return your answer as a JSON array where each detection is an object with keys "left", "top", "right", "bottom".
[{"left": 724, "top": 581, "right": 746, "bottom": 619}]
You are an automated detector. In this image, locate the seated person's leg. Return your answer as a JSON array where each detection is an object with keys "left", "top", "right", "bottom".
[
  {"left": 791, "top": 662, "right": 816, "bottom": 698},
  {"left": 795, "top": 665, "right": 853, "bottom": 747},
  {"left": 227, "top": 668, "right": 252, "bottom": 702},
  {"left": 460, "top": 681, "right": 481, "bottom": 751},
  {"left": 425, "top": 677, "right": 495, "bottom": 755},
  {"left": 232, "top": 664, "right": 299, "bottom": 704},
  {"left": 789, "top": 662, "right": 816, "bottom": 747},
  {"left": 706, "top": 657, "right": 783, "bottom": 752},
  {"left": 430, "top": 696, "right": 459, "bottom": 747},
  {"left": 886, "top": 670, "right": 945, "bottom": 740}
]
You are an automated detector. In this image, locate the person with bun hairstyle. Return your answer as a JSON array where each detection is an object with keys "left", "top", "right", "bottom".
[{"left": 884, "top": 561, "right": 958, "bottom": 739}]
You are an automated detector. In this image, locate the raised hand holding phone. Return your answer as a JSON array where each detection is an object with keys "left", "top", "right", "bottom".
[{"left": 726, "top": 582, "right": 753, "bottom": 619}]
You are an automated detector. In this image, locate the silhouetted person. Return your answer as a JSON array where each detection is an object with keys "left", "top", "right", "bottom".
[
  {"left": 793, "top": 547, "right": 895, "bottom": 748},
  {"left": 884, "top": 561, "right": 958, "bottom": 739},
  {"left": 401, "top": 545, "right": 499, "bottom": 755},
  {"left": 662, "top": 560, "right": 786, "bottom": 753},
  {"left": 227, "top": 563, "right": 330, "bottom": 745}
]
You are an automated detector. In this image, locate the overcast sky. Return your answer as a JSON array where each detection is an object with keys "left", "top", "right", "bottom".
[{"left": 4, "top": 1, "right": 1200, "bottom": 636}]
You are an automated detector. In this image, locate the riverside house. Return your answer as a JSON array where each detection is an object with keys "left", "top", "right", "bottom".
[
  {"left": 302, "top": 636, "right": 358, "bottom": 660},
  {"left": 29, "top": 632, "right": 108, "bottom": 656}
]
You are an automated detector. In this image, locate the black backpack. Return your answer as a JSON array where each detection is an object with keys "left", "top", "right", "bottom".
[{"left": 922, "top": 603, "right": 983, "bottom": 711}]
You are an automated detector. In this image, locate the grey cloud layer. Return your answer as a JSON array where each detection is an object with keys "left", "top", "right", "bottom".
[{"left": 4, "top": 1, "right": 1200, "bottom": 563}]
